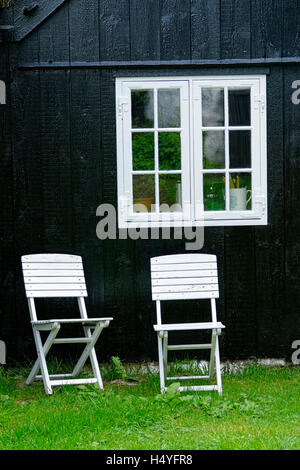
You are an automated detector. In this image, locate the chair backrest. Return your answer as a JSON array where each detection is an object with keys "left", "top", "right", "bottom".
[
  {"left": 150, "top": 254, "right": 219, "bottom": 301},
  {"left": 22, "top": 254, "right": 87, "bottom": 298}
]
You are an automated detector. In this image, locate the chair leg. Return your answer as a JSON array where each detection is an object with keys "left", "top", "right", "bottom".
[
  {"left": 208, "top": 329, "right": 222, "bottom": 395},
  {"left": 163, "top": 331, "right": 168, "bottom": 380},
  {"left": 83, "top": 326, "right": 104, "bottom": 390},
  {"left": 26, "top": 324, "right": 61, "bottom": 386},
  {"left": 208, "top": 329, "right": 217, "bottom": 379},
  {"left": 31, "top": 327, "right": 53, "bottom": 395},
  {"left": 157, "top": 332, "right": 166, "bottom": 394},
  {"left": 215, "top": 336, "right": 222, "bottom": 396}
]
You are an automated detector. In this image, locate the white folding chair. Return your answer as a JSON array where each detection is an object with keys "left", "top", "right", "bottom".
[
  {"left": 151, "top": 254, "right": 225, "bottom": 395},
  {"left": 22, "top": 253, "right": 113, "bottom": 395}
]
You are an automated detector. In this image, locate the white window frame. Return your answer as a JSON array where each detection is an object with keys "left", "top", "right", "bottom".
[{"left": 116, "top": 75, "right": 267, "bottom": 228}]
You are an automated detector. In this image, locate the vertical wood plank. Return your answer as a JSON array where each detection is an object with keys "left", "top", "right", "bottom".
[
  {"left": 130, "top": 0, "right": 160, "bottom": 61},
  {"left": 283, "top": 0, "right": 300, "bottom": 57},
  {"left": 251, "top": 0, "right": 283, "bottom": 58},
  {"left": 191, "top": 0, "right": 221, "bottom": 60},
  {"left": 38, "top": 1, "right": 70, "bottom": 63},
  {"left": 99, "top": 0, "right": 130, "bottom": 61},
  {"left": 69, "top": 0, "right": 100, "bottom": 62},
  {"left": 160, "top": 0, "right": 190, "bottom": 60},
  {"left": 220, "top": 0, "right": 251, "bottom": 59}
]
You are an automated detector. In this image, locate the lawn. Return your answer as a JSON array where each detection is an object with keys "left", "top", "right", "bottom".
[{"left": 0, "top": 361, "right": 299, "bottom": 450}]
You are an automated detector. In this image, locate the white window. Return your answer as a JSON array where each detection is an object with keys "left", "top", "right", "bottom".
[{"left": 116, "top": 75, "right": 267, "bottom": 228}]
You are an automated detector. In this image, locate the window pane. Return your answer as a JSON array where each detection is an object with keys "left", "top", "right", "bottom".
[
  {"left": 229, "top": 89, "right": 250, "bottom": 126},
  {"left": 203, "top": 131, "right": 225, "bottom": 169},
  {"left": 131, "top": 90, "right": 154, "bottom": 128},
  {"left": 158, "top": 132, "right": 181, "bottom": 170},
  {"left": 202, "top": 88, "right": 224, "bottom": 127},
  {"left": 229, "top": 130, "right": 251, "bottom": 168},
  {"left": 132, "top": 132, "right": 154, "bottom": 170},
  {"left": 203, "top": 174, "right": 225, "bottom": 211},
  {"left": 230, "top": 173, "right": 252, "bottom": 210},
  {"left": 133, "top": 174, "right": 155, "bottom": 212},
  {"left": 158, "top": 89, "right": 181, "bottom": 128},
  {"left": 159, "top": 174, "right": 182, "bottom": 211}
]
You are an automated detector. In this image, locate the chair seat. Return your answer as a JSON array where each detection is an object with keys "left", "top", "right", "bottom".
[
  {"left": 31, "top": 318, "right": 113, "bottom": 325},
  {"left": 154, "top": 321, "right": 225, "bottom": 332}
]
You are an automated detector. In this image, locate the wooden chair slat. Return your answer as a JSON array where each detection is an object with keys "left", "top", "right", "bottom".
[
  {"left": 152, "top": 277, "right": 218, "bottom": 286},
  {"left": 22, "top": 254, "right": 82, "bottom": 262},
  {"left": 26, "top": 290, "right": 88, "bottom": 298},
  {"left": 24, "top": 277, "right": 85, "bottom": 283},
  {"left": 151, "top": 262, "right": 217, "bottom": 272},
  {"left": 25, "top": 284, "right": 87, "bottom": 290},
  {"left": 152, "top": 270, "right": 218, "bottom": 278},
  {"left": 151, "top": 254, "right": 216, "bottom": 264},
  {"left": 152, "top": 291, "right": 219, "bottom": 301},
  {"left": 23, "top": 269, "right": 85, "bottom": 277},
  {"left": 22, "top": 262, "right": 83, "bottom": 270},
  {"left": 152, "top": 284, "right": 218, "bottom": 294}
]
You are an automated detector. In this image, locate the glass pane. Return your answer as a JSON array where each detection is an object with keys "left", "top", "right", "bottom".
[
  {"left": 203, "top": 173, "right": 225, "bottom": 211},
  {"left": 159, "top": 175, "right": 182, "bottom": 211},
  {"left": 202, "top": 88, "right": 224, "bottom": 127},
  {"left": 133, "top": 174, "right": 155, "bottom": 212},
  {"left": 230, "top": 173, "right": 252, "bottom": 210},
  {"left": 131, "top": 90, "right": 154, "bottom": 128},
  {"left": 203, "top": 131, "right": 225, "bottom": 169},
  {"left": 158, "top": 89, "right": 181, "bottom": 128},
  {"left": 132, "top": 132, "right": 154, "bottom": 171},
  {"left": 229, "top": 88, "right": 250, "bottom": 126},
  {"left": 229, "top": 130, "right": 251, "bottom": 168},
  {"left": 158, "top": 132, "right": 181, "bottom": 170}
]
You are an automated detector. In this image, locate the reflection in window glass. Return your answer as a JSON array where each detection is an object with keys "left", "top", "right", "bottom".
[
  {"left": 131, "top": 90, "right": 154, "bottom": 128},
  {"left": 229, "top": 89, "right": 250, "bottom": 126},
  {"left": 158, "top": 89, "right": 181, "bottom": 128},
  {"left": 229, "top": 130, "right": 251, "bottom": 168},
  {"left": 159, "top": 174, "right": 182, "bottom": 210},
  {"left": 203, "top": 131, "right": 225, "bottom": 169},
  {"left": 202, "top": 88, "right": 224, "bottom": 127},
  {"left": 203, "top": 173, "right": 225, "bottom": 211},
  {"left": 229, "top": 172, "right": 252, "bottom": 210},
  {"left": 132, "top": 132, "right": 154, "bottom": 170},
  {"left": 159, "top": 132, "right": 181, "bottom": 170},
  {"left": 133, "top": 174, "right": 155, "bottom": 212}
]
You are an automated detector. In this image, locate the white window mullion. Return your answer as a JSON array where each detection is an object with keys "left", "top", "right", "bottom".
[
  {"left": 180, "top": 82, "right": 191, "bottom": 221},
  {"left": 224, "top": 86, "right": 230, "bottom": 212},
  {"left": 154, "top": 88, "right": 159, "bottom": 214},
  {"left": 192, "top": 82, "right": 203, "bottom": 222}
]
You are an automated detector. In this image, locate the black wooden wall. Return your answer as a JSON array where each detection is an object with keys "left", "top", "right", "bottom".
[{"left": 0, "top": 0, "right": 300, "bottom": 363}]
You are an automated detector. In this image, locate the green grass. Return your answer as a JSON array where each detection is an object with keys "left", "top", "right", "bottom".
[{"left": 0, "top": 361, "right": 299, "bottom": 450}]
